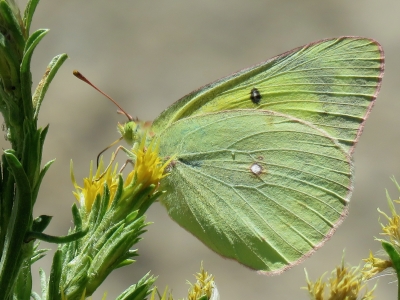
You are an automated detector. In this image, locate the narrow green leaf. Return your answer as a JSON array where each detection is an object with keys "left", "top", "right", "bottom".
[
  {"left": 31, "top": 248, "right": 49, "bottom": 264},
  {"left": 38, "top": 125, "right": 50, "bottom": 163},
  {"left": 115, "top": 273, "right": 156, "bottom": 300},
  {"left": 109, "top": 174, "right": 124, "bottom": 209},
  {"left": 20, "top": 29, "right": 48, "bottom": 119},
  {"left": 0, "top": 1, "right": 25, "bottom": 51},
  {"left": 382, "top": 241, "right": 400, "bottom": 273},
  {"left": 96, "top": 184, "right": 111, "bottom": 229},
  {"left": 33, "top": 54, "right": 68, "bottom": 119},
  {"left": 32, "top": 158, "right": 54, "bottom": 205},
  {"left": 23, "top": 0, "right": 40, "bottom": 34},
  {"left": 31, "top": 243, "right": 50, "bottom": 265},
  {"left": 125, "top": 210, "right": 139, "bottom": 223},
  {"left": 24, "top": 29, "right": 47, "bottom": 55},
  {"left": 61, "top": 231, "right": 76, "bottom": 273},
  {"left": 137, "top": 189, "right": 162, "bottom": 217},
  {"left": 68, "top": 204, "right": 83, "bottom": 257},
  {"left": 0, "top": 154, "right": 12, "bottom": 252},
  {"left": 90, "top": 218, "right": 146, "bottom": 281},
  {"left": 71, "top": 203, "right": 82, "bottom": 232},
  {"left": 90, "top": 221, "right": 125, "bottom": 256},
  {"left": 13, "top": 252, "right": 33, "bottom": 300},
  {"left": 114, "top": 259, "right": 135, "bottom": 269},
  {"left": 381, "top": 240, "right": 400, "bottom": 299},
  {"left": 31, "top": 291, "right": 42, "bottom": 300},
  {"left": 39, "top": 268, "right": 47, "bottom": 300},
  {"left": 0, "top": 31, "right": 19, "bottom": 90},
  {"left": 60, "top": 256, "right": 91, "bottom": 299},
  {"left": 32, "top": 215, "right": 53, "bottom": 233},
  {"left": 88, "top": 194, "right": 101, "bottom": 227},
  {"left": 48, "top": 250, "right": 62, "bottom": 300},
  {"left": 21, "top": 122, "right": 41, "bottom": 187}
]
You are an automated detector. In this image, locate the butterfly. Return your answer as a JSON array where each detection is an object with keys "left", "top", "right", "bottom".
[{"left": 81, "top": 37, "right": 385, "bottom": 274}]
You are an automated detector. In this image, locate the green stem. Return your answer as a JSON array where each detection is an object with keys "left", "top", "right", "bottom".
[
  {"left": 25, "top": 228, "right": 88, "bottom": 244},
  {"left": 0, "top": 151, "right": 33, "bottom": 299}
]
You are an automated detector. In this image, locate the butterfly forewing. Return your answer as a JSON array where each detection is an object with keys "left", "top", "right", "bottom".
[{"left": 152, "top": 37, "right": 384, "bottom": 155}]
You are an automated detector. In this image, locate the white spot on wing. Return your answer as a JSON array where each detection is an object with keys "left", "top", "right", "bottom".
[{"left": 250, "top": 163, "right": 262, "bottom": 175}]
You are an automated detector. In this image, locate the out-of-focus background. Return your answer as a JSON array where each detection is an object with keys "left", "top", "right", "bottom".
[{"left": 5, "top": 0, "right": 400, "bottom": 298}]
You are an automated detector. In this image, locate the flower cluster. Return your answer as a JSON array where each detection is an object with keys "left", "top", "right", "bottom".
[
  {"left": 187, "top": 264, "right": 219, "bottom": 300},
  {"left": 362, "top": 251, "right": 392, "bottom": 280},
  {"left": 71, "top": 159, "right": 119, "bottom": 212},
  {"left": 126, "top": 136, "right": 171, "bottom": 191},
  {"left": 62, "top": 137, "right": 169, "bottom": 298},
  {"left": 71, "top": 136, "right": 170, "bottom": 215},
  {"left": 305, "top": 260, "right": 375, "bottom": 300}
]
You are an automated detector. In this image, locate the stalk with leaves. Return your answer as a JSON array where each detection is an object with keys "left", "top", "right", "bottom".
[
  {"left": 0, "top": 0, "right": 219, "bottom": 299},
  {"left": 0, "top": 0, "right": 66, "bottom": 297}
]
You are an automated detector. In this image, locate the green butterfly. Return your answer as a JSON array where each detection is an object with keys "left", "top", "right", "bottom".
[{"left": 100, "top": 37, "right": 385, "bottom": 274}]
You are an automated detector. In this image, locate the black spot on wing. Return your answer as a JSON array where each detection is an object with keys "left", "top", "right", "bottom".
[{"left": 250, "top": 87, "right": 262, "bottom": 104}]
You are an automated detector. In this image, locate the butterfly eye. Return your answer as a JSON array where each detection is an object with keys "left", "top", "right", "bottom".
[
  {"left": 250, "top": 163, "right": 263, "bottom": 175},
  {"left": 250, "top": 87, "right": 262, "bottom": 104}
]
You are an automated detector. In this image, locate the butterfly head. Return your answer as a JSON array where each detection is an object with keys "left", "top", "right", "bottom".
[{"left": 118, "top": 120, "right": 153, "bottom": 148}]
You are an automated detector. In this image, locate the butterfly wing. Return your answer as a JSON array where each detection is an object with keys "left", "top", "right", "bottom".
[
  {"left": 158, "top": 110, "right": 352, "bottom": 273},
  {"left": 152, "top": 37, "right": 384, "bottom": 154}
]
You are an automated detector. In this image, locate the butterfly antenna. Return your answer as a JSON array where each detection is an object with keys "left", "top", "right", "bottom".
[
  {"left": 96, "top": 136, "right": 123, "bottom": 167},
  {"left": 73, "top": 70, "right": 134, "bottom": 121}
]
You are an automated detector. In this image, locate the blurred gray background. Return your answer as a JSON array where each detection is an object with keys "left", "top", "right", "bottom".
[{"left": 5, "top": 0, "right": 400, "bottom": 298}]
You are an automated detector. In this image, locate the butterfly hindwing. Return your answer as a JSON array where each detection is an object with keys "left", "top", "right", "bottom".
[{"left": 158, "top": 110, "right": 352, "bottom": 273}]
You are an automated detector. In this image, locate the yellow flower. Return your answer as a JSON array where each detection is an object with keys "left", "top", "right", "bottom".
[
  {"left": 362, "top": 251, "right": 392, "bottom": 280},
  {"left": 187, "top": 263, "right": 218, "bottom": 300},
  {"left": 379, "top": 192, "right": 400, "bottom": 249},
  {"left": 71, "top": 136, "right": 170, "bottom": 214},
  {"left": 304, "top": 260, "right": 375, "bottom": 300},
  {"left": 124, "top": 136, "right": 171, "bottom": 190},
  {"left": 70, "top": 158, "right": 119, "bottom": 213}
]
